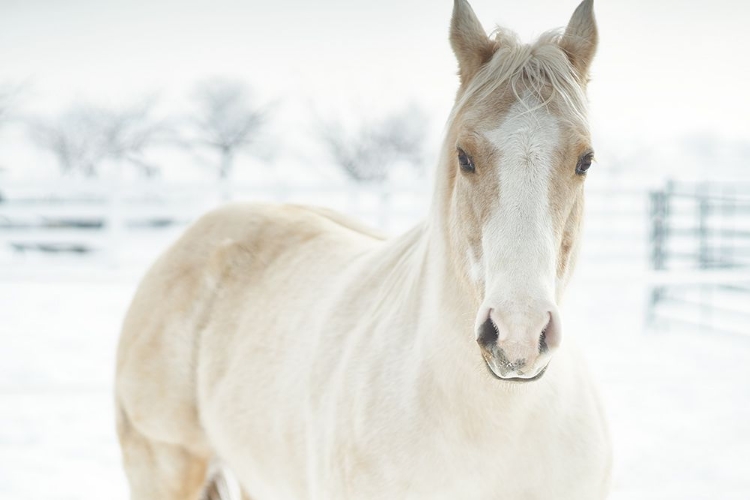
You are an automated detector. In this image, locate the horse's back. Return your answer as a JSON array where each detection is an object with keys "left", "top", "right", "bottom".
[{"left": 115, "top": 202, "right": 380, "bottom": 448}]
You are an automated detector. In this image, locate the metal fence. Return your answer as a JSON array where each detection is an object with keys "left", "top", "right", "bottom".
[{"left": 647, "top": 181, "right": 750, "bottom": 336}]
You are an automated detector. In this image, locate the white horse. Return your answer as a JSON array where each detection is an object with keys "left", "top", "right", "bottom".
[{"left": 115, "top": 1, "right": 611, "bottom": 498}]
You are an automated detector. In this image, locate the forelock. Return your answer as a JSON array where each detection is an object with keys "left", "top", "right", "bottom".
[{"left": 450, "top": 27, "right": 589, "bottom": 132}]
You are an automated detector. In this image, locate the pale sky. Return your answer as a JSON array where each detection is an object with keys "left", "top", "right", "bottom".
[{"left": 2, "top": 0, "right": 750, "bottom": 177}]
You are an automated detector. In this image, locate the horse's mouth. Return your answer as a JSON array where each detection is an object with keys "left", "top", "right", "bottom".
[{"left": 483, "top": 360, "right": 548, "bottom": 383}]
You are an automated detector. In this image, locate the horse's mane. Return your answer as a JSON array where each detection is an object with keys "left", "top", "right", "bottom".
[{"left": 453, "top": 28, "right": 589, "bottom": 130}]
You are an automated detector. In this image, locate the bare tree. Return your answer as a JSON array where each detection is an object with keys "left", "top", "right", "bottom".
[
  {"left": 0, "top": 82, "right": 27, "bottom": 176},
  {"left": 186, "top": 79, "right": 267, "bottom": 181},
  {"left": 99, "top": 99, "right": 170, "bottom": 177},
  {"left": 30, "top": 105, "right": 104, "bottom": 176},
  {"left": 0, "top": 82, "right": 25, "bottom": 131},
  {"left": 30, "top": 99, "right": 168, "bottom": 178},
  {"left": 0, "top": 90, "right": 12, "bottom": 130},
  {"left": 320, "top": 106, "right": 427, "bottom": 184}
]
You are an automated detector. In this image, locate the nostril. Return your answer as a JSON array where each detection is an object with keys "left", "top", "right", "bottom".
[
  {"left": 539, "top": 314, "right": 551, "bottom": 354},
  {"left": 540, "top": 311, "right": 561, "bottom": 351},
  {"left": 477, "top": 316, "right": 499, "bottom": 348},
  {"left": 539, "top": 330, "right": 548, "bottom": 354}
]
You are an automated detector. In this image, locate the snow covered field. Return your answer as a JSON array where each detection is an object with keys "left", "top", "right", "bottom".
[{"left": 1, "top": 247, "right": 749, "bottom": 499}]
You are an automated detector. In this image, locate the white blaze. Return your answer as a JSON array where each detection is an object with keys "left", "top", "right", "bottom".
[{"left": 480, "top": 95, "right": 560, "bottom": 311}]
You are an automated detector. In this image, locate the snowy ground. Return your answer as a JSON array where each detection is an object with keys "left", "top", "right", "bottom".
[
  {"left": 0, "top": 278, "right": 134, "bottom": 500},
  {"left": 564, "top": 269, "right": 750, "bottom": 500},
  {"left": 1, "top": 256, "right": 749, "bottom": 499}
]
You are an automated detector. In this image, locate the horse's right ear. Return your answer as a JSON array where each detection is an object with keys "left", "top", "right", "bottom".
[{"left": 450, "top": 0, "right": 494, "bottom": 85}]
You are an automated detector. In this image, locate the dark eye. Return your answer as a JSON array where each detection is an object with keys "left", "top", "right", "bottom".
[
  {"left": 458, "top": 147, "right": 475, "bottom": 173},
  {"left": 576, "top": 152, "right": 594, "bottom": 175}
]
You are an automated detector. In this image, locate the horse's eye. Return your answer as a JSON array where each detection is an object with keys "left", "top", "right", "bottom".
[
  {"left": 458, "top": 148, "right": 475, "bottom": 173},
  {"left": 576, "top": 152, "right": 594, "bottom": 175}
]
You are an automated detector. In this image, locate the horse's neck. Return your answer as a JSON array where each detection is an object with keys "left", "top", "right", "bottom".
[
  {"left": 367, "top": 214, "right": 469, "bottom": 341},
  {"left": 372, "top": 167, "right": 552, "bottom": 414},
  {"left": 370, "top": 222, "right": 541, "bottom": 428}
]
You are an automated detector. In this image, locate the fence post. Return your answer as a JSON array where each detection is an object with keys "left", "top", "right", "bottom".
[
  {"left": 698, "top": 182, "right": 710, "bottom": 270},
  {"left": 724, "top": 185, "right": 736, "bottom": 269},
  {"left": 646, "top": 181, "right": 671, "bottom": 331},
  {"left": 107, "top": 163, "right": 125, "bottom": 268},
  {"left": 697, "top": 183, "right": 713, "bottom": 332},
  {"left": 650, "top": 190, "right": 666, "bottom": 272}
]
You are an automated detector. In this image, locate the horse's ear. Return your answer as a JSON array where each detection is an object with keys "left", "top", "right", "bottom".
[
  {"left": 450, "top": 0, "right": 494, "bottom": 85},
  {"left": 559, "top": 0, "right": 598, "bottom": 78}
]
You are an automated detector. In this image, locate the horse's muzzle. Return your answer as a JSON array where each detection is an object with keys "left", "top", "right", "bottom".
[{"left": 475, "top": 306, "right": 560, "bottom": 381}]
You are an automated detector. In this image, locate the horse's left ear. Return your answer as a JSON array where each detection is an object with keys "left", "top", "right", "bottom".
[{"left": 559, "top": 0, "right": 598, "bottom": 78}]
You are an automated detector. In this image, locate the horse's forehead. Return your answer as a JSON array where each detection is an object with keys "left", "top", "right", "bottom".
[{"left": 481, "top": 97, "right": 562, "bottom": 163}]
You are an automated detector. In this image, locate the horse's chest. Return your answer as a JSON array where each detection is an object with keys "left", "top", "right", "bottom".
[{"left": 323, "top": 407, "right": 608, "bottom": 500}]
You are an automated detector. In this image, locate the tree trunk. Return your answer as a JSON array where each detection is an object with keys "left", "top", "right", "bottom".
[{"left": 219, "top": 150, "right": 234, "bottom": 202}]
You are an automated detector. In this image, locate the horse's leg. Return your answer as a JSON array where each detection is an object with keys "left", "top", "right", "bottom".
[
  {"left": 200, "top": 466, "right": 252, "bottom": 500},
  {"left": 118, "top": 410, "right": 209, "bottom": 500},
  {"left": 201, "top": 481, "right": 255, "bottom": 500}
]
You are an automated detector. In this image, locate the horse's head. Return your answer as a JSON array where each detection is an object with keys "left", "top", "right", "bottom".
[{"left": 442, "top": 0, "right": 597, "bottom": 381}]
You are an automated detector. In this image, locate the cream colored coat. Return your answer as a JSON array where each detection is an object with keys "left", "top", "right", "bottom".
[{"left": 115, "top": 2, "right": 612, "bottom": 499}]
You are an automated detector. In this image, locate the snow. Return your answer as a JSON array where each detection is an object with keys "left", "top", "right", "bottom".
[
  {"left": 0, "top": 280, "right": 134, "bottom": 500},
  {"left": 1, "top": 249, "right": 749, "bottom": 499},
  {"left": 564, "top": 269, "right": 750, "bottom": 500}
]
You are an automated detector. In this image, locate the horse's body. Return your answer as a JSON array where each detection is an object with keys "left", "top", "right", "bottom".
[{"left": 116, "top": 2, "right": 612, "bottom": 499}]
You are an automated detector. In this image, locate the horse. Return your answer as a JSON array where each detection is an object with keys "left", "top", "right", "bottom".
[{"left": 115, "top": 1, "right": 611, "bottom": 498}]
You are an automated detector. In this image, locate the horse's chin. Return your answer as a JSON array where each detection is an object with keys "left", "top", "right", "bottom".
[{"left": 483, "top": 361, "right": 549, "bottom": 383}]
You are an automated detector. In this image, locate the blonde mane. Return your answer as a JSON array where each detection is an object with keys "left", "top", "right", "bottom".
[{"left": 453, "top": 28, "right": 589, "bottom": 130}]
